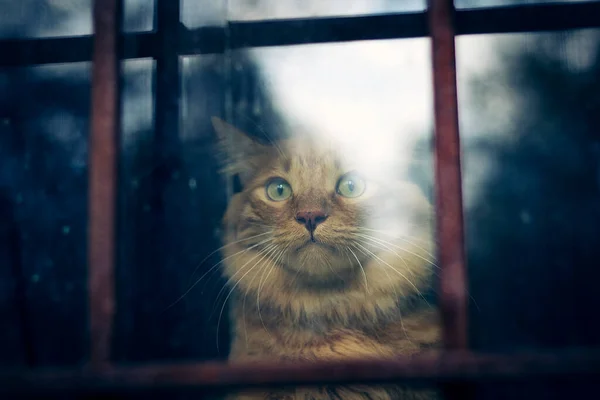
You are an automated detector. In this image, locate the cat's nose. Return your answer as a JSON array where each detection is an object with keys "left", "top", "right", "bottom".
[{"left": 296, "top": 210, "right": 328, "bottom": 233}]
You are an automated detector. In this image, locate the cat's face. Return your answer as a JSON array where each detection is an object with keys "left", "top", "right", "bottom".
[{"left": 213, "top": 117, "right": 433, "bottom": 292}]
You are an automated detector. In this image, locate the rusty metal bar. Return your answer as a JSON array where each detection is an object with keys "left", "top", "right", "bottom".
[
  {"left": 88, "top": 0, "right": 122, "bottom": 368},
  {"left": 3, "top": 1, "right": 600, "bottom": 67},
  {"left": 429, "top": 0, "right": 468, "bottom": 352},
  {"left": 1, "top": 349, "right": 600, "bottom": 395},
  {"left": 429, "top": 1, "right": 470, "bottom": 398}
]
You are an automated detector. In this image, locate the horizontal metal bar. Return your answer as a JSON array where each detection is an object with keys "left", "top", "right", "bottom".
[
  {"left": 196, "top": 12, "right": 428, "bottom": 51},
  {"left": 455, "top": 2, "right": 600, "bottom": 35},
  {"left": 1, "top": 349, "right": 600, "bottom": 395},
  {"left": 0, "top": 32, "right": 155, "bottom": 67},
  {"left": 1, "top": 1, "right": 600, "bottom": 67}
]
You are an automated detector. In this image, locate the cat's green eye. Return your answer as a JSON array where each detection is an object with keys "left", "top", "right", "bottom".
[
  {"left": 336, "top": 173, "right": 366, "bottom": 198},
  {"left": 266, "top": 178, "right": 292, "bottom": 201}
]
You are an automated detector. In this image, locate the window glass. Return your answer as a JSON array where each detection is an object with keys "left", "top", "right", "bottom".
[
  {"left": 456, "top": 29, "right": 600, "bottom": 356},
  {"left": 182, "top": 0, "right": 426, "bottom": 28},
  {"left": 0, "top": 62, "right": 91, "bottom": 365},
  {"left": 0, "top": 0, "right": 153, "bottom": 38}
]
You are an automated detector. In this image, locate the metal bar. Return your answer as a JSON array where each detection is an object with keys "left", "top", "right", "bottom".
[
  {"left": 88, "top": 0, "right": 122, "bottom": 368},
  {"left": 223, "top": 12, "right": 426, "bottom": 49},
  {"left": 2, "top": 1, "right": 600, "bottom": 66},
  {"left": 0, "top": 196, "right": 35, "bottom": 366},
  {"left": 121, "top": 0, "right": 183, "bottom": 358},
  {"left": 429, "top": 1, "right": 470, "bottom": 398},
  {"left": 1, "top": 349, "right": 600, "bottom": 395},
  {"left": 155, "top": 0, "right": 181, "bottom": 156},
  {"left": 0, "top": 32, "right": 155, "bottom": 67},
  {"left": 429, "top": 0, "right": 468, "bottom": 352}
]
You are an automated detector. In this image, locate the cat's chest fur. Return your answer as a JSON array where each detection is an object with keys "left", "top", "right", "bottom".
[
  {"left": 227, "top": 300, "right": 440, "bottom": 400},
  {"left": 228, "top": 294, "right": 440, "bottom": 362}
]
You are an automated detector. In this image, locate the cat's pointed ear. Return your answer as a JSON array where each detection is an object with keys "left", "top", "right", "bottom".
[{"left": 211, "top": 116, "right": 270, "bottom": 184}]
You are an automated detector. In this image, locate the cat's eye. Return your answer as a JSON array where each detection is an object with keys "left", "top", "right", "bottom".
[
  {"left": 266, "top": 178, "right": 292, "bottom": 201},
  {"left": 336, "top": 173, "right": 366, "bottom": 198}
]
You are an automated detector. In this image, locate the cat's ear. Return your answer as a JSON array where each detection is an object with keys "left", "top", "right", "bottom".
[{"left": 211, "top": 116, "right": 270, "bottom": 184}]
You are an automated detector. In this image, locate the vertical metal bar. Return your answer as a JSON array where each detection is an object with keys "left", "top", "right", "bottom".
[
  {"left": 155, "top": 0, "right": 181, "bottom": 151},
  {"left": 429, "top": 2, "right": 471, "bottom": 397},
  {"left": 428, "top": 0, "right": 468, "bottom": 350},
  {"left": 131, "top": 0, "right": 181, "bottom": 353},
  {"left": 88, "top": 0, "right": 122, "bottom": 368}
]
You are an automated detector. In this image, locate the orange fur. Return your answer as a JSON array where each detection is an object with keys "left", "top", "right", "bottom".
[{"left": 212, "top": 118, "right": 441, "bottom": 399}]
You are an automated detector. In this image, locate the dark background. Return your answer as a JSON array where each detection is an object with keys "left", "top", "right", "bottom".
[{"left": 1, "top": 1, "right": 599, "bottom": 399}]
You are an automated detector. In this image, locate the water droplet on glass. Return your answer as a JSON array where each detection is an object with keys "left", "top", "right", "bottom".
[{"left": 520, "top": 210, "right": 532, "bottom": 224}]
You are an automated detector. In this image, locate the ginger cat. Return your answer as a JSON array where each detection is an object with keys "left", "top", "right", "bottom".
[{"left": 212, "top": 117, "right": 440, "bottom": 400}]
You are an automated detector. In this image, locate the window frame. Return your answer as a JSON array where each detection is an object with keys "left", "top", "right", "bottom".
[{"left": 1, "top": 0, "right": 600, "bottom": 396}]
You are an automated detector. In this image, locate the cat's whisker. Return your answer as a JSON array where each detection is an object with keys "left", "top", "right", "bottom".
[
  {"left": 256, "top": 252, "right": 277, "bottom": 331},
  {"left": 352, "top": 234, "right": 421, "bottom": 280},
  {"left": 354, "top": 242, "right": 411, "bottom": 340},
  {"left": 241, "top": 245, "right": 280, "bottom": 347},
  {"left": 288, "top": 248, "right": 307, "bottom": 289},
  {"left": 163, "top": 237, "right": 275, "bottom": 312},
  {"left": 351, "top": 244, "right": 399, "bottom": 298},
  {"left": 353, "top": 235, "right": 419, "bottom": 283},
  {"left": 214, "top": 243, "right": 277, "bottom": 307},
  {"left": 216, "top": 244, "right": 280, "bottom": 352},
  {"left": 257, "top": 247, "right": 287, "bottom": 339},
  {"left": 358, "top": 232, "right": 474, "bottom": 304},
  {"left": 242, "top": 221, "right": 273, "bottom": 229},
  {"left": 360, "top": 228, "right": 439, "bottom": 256},
  {"left": 194, "top": 236, "right": 275, "bottom": 294},
  {"left": 356, "top": 232, "right": 439, "bottom": 270},
  {"left": 188, "top": 231, "right": 273, "bottom": 284},
  {"left": 210, "top": 244, "right": 277, "bottom": 322},
  {"left": 352, "top": 242, "right": 429, "bottom": 306},
  {"left": 346, "top": 246, "right": 369, "bottom": 294},
  {"left": 186, "top": 242, "right": 272, "bottom": 307}
]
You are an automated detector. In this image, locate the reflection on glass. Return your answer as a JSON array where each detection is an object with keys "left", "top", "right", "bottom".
[
  {"left": 181, "top": 0, "right": 426, "bottom": 28},
  {"left": 247, "top": 39, "right": 433, "bottom": 173}
]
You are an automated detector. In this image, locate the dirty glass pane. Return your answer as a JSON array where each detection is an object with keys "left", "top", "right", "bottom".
[
  {"left": 456, "top": 28, "right": 600, "bottom": 397},
  {"left": 181, "top": 0, "right": 426, "bottom": 28},
  {"left": 456, "top": 0, "right": 594, "bottom": 8},
  {"left": 0, "top": 62, "right": 91, "bottom": 366},
  {"left": 0, "top": 0, "right": 153, "bottom": 38}
]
